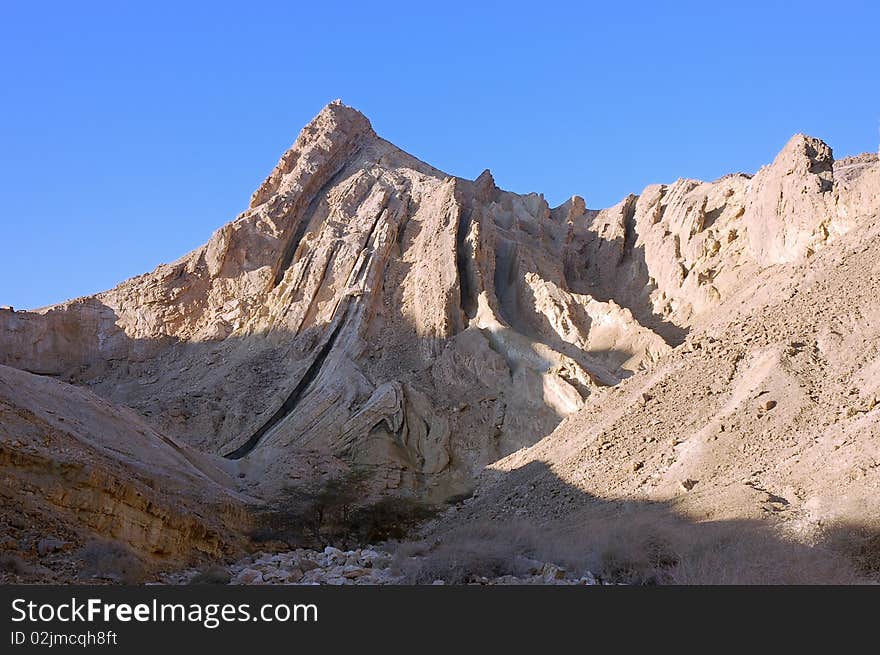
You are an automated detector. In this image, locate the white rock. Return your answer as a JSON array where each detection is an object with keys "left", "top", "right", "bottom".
[
  {"left": 342, "top": 565, "right": 368, "bottom": 579},
  {"left": 577, "top": 572, "right": 598, "bottom": 585},
  {"left": 232, "top": 568, "right": 264, "bottom": 585},
  {"left": 540, "top": 563, "right": 566, "bottom": 582}
]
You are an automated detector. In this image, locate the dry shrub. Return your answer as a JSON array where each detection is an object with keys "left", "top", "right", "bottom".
[
  {"left": 250, "top": 472, "right": 437, "bottom": 549},
  {"left": 819, "top": 522, "right": 880, "bottom": 581},
  {"left": 346, "top": 497, "right": 437, "bottom": 545},
  {"left": 0, "top": 554, "right": 32, "bottom": 576},
  {"left": 558, "top": 509, "right": 860, "bottom": 585},
  {"left": 248, "top": 515, "right": 308, "bottom": 548},
  {"left": 188, "top": 565, "right": 232, "bottom": 585},
  {"left": 77, "top": 539, "right": 146, "bottom": 584},
  {"left": 636, "top": 522, "right": 859, "bottom": 585},
  {"left": 393, "top": 522, "right": 558, "bottom": 584},
  {"left": 394, "top": 509, "right": 864, "bottom": 585},
  {"left": 249, "top": 470, "right": 368, "bottom": 548}
]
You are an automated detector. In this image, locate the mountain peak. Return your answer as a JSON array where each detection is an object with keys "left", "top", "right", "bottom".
[
  {"left": 249, "top": 100, "right": 374, "bottom": 208},
  {"left": 320, "top": 98, "right": 372, "bottom": 128}
]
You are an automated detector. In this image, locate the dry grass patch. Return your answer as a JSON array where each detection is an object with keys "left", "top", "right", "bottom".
[{"left": 395, "top": 510, "right": 865, "bottom": 584}]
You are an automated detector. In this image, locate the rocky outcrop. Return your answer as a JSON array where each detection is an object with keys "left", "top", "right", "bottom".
[
  {"left": 438, "top": 176, "right": 880, "bottom": 576},
  {"left": 1, "top": 101, "right": 878, "bottom": 512},
  {"left": 0, "top": 364, "right": 249, "bottom": 567},
  {"left": 744, "top": 134, "right": 836, "bottom": 266}
]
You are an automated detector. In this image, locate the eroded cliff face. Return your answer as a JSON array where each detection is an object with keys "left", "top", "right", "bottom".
[
  {"left": 440, "top": 173, "right": 880, "bottom": 565},
  {"left": 0, "top": 363, "right": 249, "bottom": 573},
  {"left": 1, "top": 101, "right": 877, "bottom": 508}
]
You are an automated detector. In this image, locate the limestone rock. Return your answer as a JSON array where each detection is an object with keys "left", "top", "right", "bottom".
[
  {"left": 0, "top": 101, "right": 699, "bottom": 503},
  {"left": 232, "top": 568, "right": 264, "bottom": 585},
  {"left": 0, "top": 363, "right": 248, "bottom": 568},
  {"left": 744, "top": 134, "right": 836, "bottom": 266},
  {"left": 1, "top": 101, "right": 878, "bottom": 576}
]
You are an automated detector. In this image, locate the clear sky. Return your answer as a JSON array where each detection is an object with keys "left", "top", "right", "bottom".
[{"left": 1, "top": 1, "right": 878, "bottom": 309}]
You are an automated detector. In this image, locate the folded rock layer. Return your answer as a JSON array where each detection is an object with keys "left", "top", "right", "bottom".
[{"left": 1, "top": 102, "right": 877, "bottom": 539}]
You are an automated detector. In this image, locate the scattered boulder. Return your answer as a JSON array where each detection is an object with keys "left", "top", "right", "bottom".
[
  {"left": 679, "top": 479, "right": 698, "bottom": 492},
  {"left": 541, "top": 563, "right": 566, "bottom": 581},
  {"left": 210, "top": 545, "right": 600, "bottom": 586},
  {"left": 299, "top": 558, "right": 320, "bottom": 572},
  {"left": 232, "top": 568, "right": 263, "bottom": 585},
  {"left": 342, "top": 565, "right": 369, "bottom": 579}
]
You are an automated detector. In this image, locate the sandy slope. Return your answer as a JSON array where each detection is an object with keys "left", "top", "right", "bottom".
[
  {"left": 0, "top": 364, "right": 248, "bottom": 580},
  {"left": 426, "top": 185, "right": 880, "bottom": 581}
]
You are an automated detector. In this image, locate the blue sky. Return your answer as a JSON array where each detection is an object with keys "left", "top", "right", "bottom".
[{"left": 1, "top": 1, "right": 878, "bottom": 309}]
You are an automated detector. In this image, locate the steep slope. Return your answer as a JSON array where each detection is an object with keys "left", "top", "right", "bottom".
[
  {"left": 0, "top": 364, "right": 248, "bottom": 578},
  {"left": 1, "top": 101, "right": 877, "bottom": 516},
  {"left": 0, "top": 102, "right": 666, "bottom": 501},
  {"left": 427, "top": 157, "right": 880, "bottom": 580}
]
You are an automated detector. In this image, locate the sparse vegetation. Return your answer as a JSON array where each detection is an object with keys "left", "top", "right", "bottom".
[
  {"left": 346, "top": 497, "right": 438, "bottom": 544},
  {"left": 250, "top": 470, "right": 438, "bottom": 549},
  {"left": 188, "top": 565, "right": 232, "bottom": 585},
  {"left": 391, "top": 513, "right": 865, "bottom": 585},
  {"left": 820, "top": 522, "right": 880, "bottom": 581},
  {"left": 393, "top": 524, "right": 540, "bottom": 584},
  {"left": 0, "top": 554, "right": 32, "bottom": 576},
  {"left": 77, "top": 539, "right": 146, "bottom": 584}
]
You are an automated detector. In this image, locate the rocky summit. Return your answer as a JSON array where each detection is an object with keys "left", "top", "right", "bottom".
[{"left": 1, "top": 101, "right": 879, "bottom": 583}]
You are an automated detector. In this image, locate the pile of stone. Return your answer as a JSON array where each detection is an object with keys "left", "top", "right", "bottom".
[
  {"left": 170, "top": 546, "right": 600, "bottom": 586},
  {"left": 229, "top": 547, "right": 399, "bottom": 586}
]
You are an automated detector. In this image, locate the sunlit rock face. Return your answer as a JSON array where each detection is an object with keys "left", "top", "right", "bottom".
[{"left": 2, "top": 101, "right": 876, "bottom": 507}]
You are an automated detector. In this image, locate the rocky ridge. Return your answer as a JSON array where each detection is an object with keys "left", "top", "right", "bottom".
[{"left": 1, "top": 101, "right": 878, "bottom": 581}]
